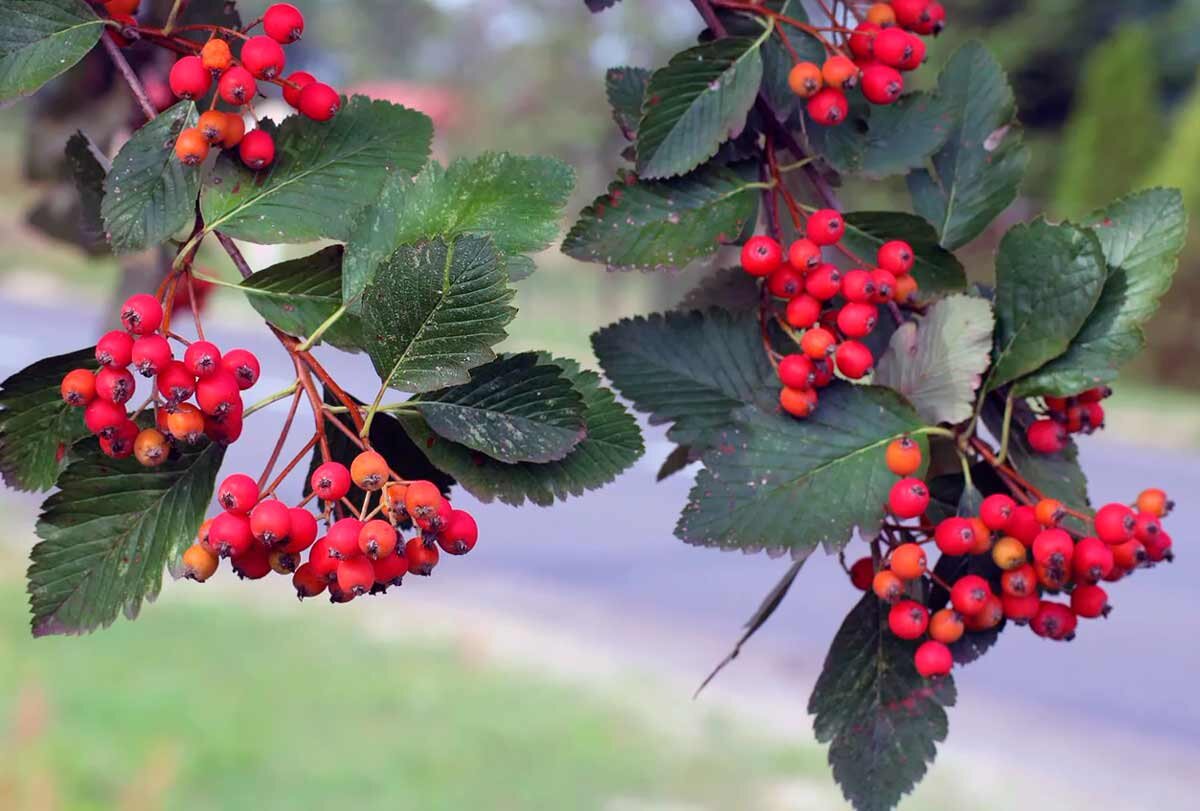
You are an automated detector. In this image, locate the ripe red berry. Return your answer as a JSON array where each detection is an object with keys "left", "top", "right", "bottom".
[
  {"left": 785, "top": 294, "right": 822, "bottom": 329},
  {"left": 1132, "top": 511, "right": 1161, "bottom": 544},
  {"left": 307, "top": 538, "right": 339, "bottom": 582},
  {"left": 168, "top": 56, "right": 211, "bottom": 99},
  {"left": 326, "top": 517, "right": 365, "bottom": 559},
  {"left": 293, "top": 562, "right": 327, "bottom": 598},
  {"left": 914, "top": 640, "right": 953, "bottom": 678},
  {"left": 1031, "top": 600, "right": 1076, "bottom": 641},
  {"left": 310, "top": 461, "right": 351, "bottom": 502},
  {"left": 848, "top": 22, "right": 880, "bottom": 60},
  {"left": 914, "top": 1, "right": 945, "bottom": 34},
  {"left": 218, "top": 473, "right": 259, "bottom": 515},
  {"left": 1071, "top": 536, "right": 1113, "bottom": 583},
  {"left": 1071, "top": 584, "right": 1110, "bottom": 619},
  {"left": 806, "top": 209, "right": 845, "bottom": 246},
  {"left": 155, "top": 360, "right": 195, "bottom": 403},
  {"left": 888, "top": 477, "right": 930, "bottom": 519},
  {"left": 438, "top": 509, "right": 478, "bottom": 555},
  {"left": 358, "top": 519, "right": 398, "bottom": 559},
  {"left": 372, "top": 550, "right": 409, "bottom": 587},
  {"left": 840, "top": 269, "right": 876, "bottom": 303},
  {"left": 99, "top": 419, "right": 139, "bottom": 459},
  {"left": 979, "top": 493, "right": 1015, "bottom": 531},
  {"left": 1032, "top": 528, "right": 1074, "bottom": 571},
  {"left": 183, "top": 340, "right": 221, "bottom": 379},
  {"left": 740, "top": 235, "right": 784, "bottom": 276},
  {"left": 1027, "top": 419, "right": 1067, "bottom": 454},
  {"left": 249, "top": 499, "right": 291, "bottom": 545},
  {"left": 264, "top": 3, "right": 305, "bottom": 43},
  {"left": 209, "top": 510, "right": 254, "bottom": 558},
  {"left": 84, "top": 398, "right": 126, "bottom": 437},
  {"left": 787, "top": 238, "right": 822, "bottom": 272},
  {"left": 1002, "top": 592, "right": 1039, "bottom": 623},
  {"left": 95, "top": 366, "right": 135, "bottom": 405},
  {"left": 963, "top": 594, "right": 1004, "bottom": 631},
  {"left": 96, "top": 330, "right": 134, "bottom": 369},
  {"left": 805, "top": 264, "right": 842, "bottom": 300},
  {"left": 282, "top": 70, "right": 316, "bottom": 108},
  {"left": 240, "top": 35, "right": 286, "bottom": 79},
  {"left": 950, "top": 574, "right": 991, "bottom": 616},
  {"left": 1094, "top": 503, "right": 1135, "bottom": 544},
  {"left": 801, "top": 326, "right": 837, "bottom": 359},
  {"left": 196, "top": 370, "right": 241, "bottom": 417},
  {"left": 877, "top": 240, "right": 915, "bottom": 275},
  {"left": 1006, "top": 505, "right": 1041, "bottom": 546},
  {"left": 849, "top": 557, "right": 875, "bottom": 591},
  {"left": 888, "top": 599, "right": 929, "bottom": 640},
  {"left": 129, "top": 335, "right": 171, "bottom": 378},
  {"left": 405, "top": 537, "right": 439, "bottom": 576},
  {"left": 836, "top": 302, "right": 878, "bottom": 339},
  {"left": 892, "top": 0, "right": 932, "bottom": 30},
  {"left": 279, "top": 507, "right": 319, "bottom": 555},
  {"left": 61, "top": 369, "right": 97, "bottom": 407},
  {"left": 205, "top": 408, "right": 243, "bottom": 445},
  {"left": 219, "top": 348, "right": 260, "bottom": 390},
  {"left": 120, "top": 293, "right": 163, "bottom": 335},
  {"left": 1143, "top": 530, "right": 1173, "bottom": 563},
  {"left": 298, "top": 82, "right": 341, "bottom": 121},
  {"left": 780, "top": 385, "right": 818, "bottom": 418},
  {"left": 778, "top": 354, "right": 815, "bottom": 389},
  {"left": 415, "top": 496, "right": 453, "bottom": 534},
  {"left": 870, "top": 269, "right": 896, "bottom": 304},
  {"left": 835, "top": 340, "right": 873, "bottom": 379},
  {"left": 874, "top": 28, "right": 914, "bottom": 68},
  {"left": 218, "top": 66, "right": 257, "bottom": 106},
  {"left": 1111, "top": 538, "right": 1147, "bottom": 571},
  {"left": 897, "top": 32, "right": 927, "bottom": 71},
  {"left": 239, "top": 128, "right": 276, "bottom": 170},
  {"left": 331, "top": 555, "right": 371, "bottom": 596},
  {"left": 807, "top": 87, "right": 848, "bottom": 126},
  {"left": 935, "top": 517, "right": 976, "bottom": 556},
  {"left": 862, "top": 64, "right": 904, "bottom": 105}
]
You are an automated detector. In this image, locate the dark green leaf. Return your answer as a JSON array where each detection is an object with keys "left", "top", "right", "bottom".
[
  {"left": 606, "top": 66, "right": 650, "bottom": 139},
  {"left": 840, "top": 212, "right": 967, "bottom": 300},
  {"left": 677, "top": 267, "right": 762, "bottom": 314},
  {"left": 397, "top": 357, "right": 643, "bottom": 507},
  {"left": 809, "top": 593, "right": 956, "bottom": 811},
  {"left": 563, "top": 163, "right": 758, "bottom": 270},
  {"left": 636, "top": 35, "right": 766, "bottom": 179},
  {"left": 989, "top": 219, "right": 1107, "bottom": 389},
  {"left": 874, "top": 294, "right": 995, "bottom": 424},
  {"left": 810, "top": 91, "right": 953, "bottom": 178},
  {"left": 983, "top": 397, "right": 1090, "bottom": 512},
  {"left": 362, "top": 235, "right": 514, "bottom": 395},
  {"left": 0, "top": 0, "right": 104, "bottom": 103},
  {"left": 200, "top": 96, "right": 433, "bottom": 244},
  {"left": 1014, "top": 189, "right": 1188, "bottom": 396},
  {"left": 677, "top": 386, "right": 930, "bottom": 555},
  {"left": 408, "top": 354, "right": 586, "bottom": 465},
  {"left": 908, "top": 41, "right": 1031, "bottom": 249},
  {"left": 342, "top": 152, "right": 573, "bottom": 305},
  {"left": 101, "top": 100, "right": 200, "bottom": 254},
  {"left": 28, "top": 439, "right": 225, "bottom": 636},
  {"left": 65, "top": 130, "right": 108, "bottom": 251},
  {"left": 239, "top": 246, "right": 363, "bottom": 352},
  {"left": 759, "top": 2, "right": 824, "bottom": 116},
  {"left": 0, "top": 347, "right": 93, "bottom": 492},
  {"left": 592, "top": 309, "right": 777, "bottom": 449}
]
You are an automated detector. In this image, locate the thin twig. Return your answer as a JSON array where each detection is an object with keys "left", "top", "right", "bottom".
[{"left": 101, "top": 33, "right": 156, "bottom": 121}]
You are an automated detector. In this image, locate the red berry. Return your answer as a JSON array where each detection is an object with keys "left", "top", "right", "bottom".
[
  {"left": 862, "top": 64, "right": 904, "bottom": 105},
  {"left": 780, "top": 385, "right": 818, "bottom": 418},
  {"left": 870, "top": 269, "right": 896, "bottom": 303},
  {"left": 1072, "top": 536, "right": 1114, "bottom": 583},
  {"left": 282, "top": 70, "right": 315, "bottom": 108},
  {"left": 778, "top": 354, "right": 815, "bottom": 390},
  {"left": 156, "top": 360, "right": 195, "bottom": 403},
  {"left": 196, "top": 370, "right": 241, "bottom": 417},
  {"left": 372, "top": 550, "right": 409, "bottom": 587},
  {"left": 785, "top": 294, "right": 822, "bottom": 329},
  {"left": 788, "top": 238, "right": 822, "bottom": 271},
  {"left": 310, "top": 461, "right": 351, "bottom": 502},
  {"left": 888, "top": 600, "right": 929, "bottom": 640},
  {"left": 873, "top": 27, "right": 914, "bottom": 68},
  {"left": 915, "top": 1, "right": 945, "bottom": 34},
  {"left": 1002, "top": 592, "right": 1040, "bottom": 624},
  {"left": 263, "top": 3, "right": 305, "bottom": 43},
  {"left": 1007, "top": 505, "right": 1041, "bottom": 547},
  {"left": 358, "top": 519, "right": 398, "bottom": 559},
  {"left": 239, "top": 35, "right": 286, "bottom": 80},
  {"left": 801, "top": 326, "right": 837, "bottom": 359},
  {"left": 249, "top": 499, "right": 291, "bottom": 545},
  {"left": 120, "top": 293, "right": 163, "bottom": 335},
  {"left": 914, "top": 640, "right": 953, "bottom": 678},
  {"left": 1142, "top": 530, "right": 1174, "bottom": 563},
  {"left": 849, "top": 557, "right": 874, "bottom": 591},
  {"left": 205, "top": 409, "right": 243, "bottom": 445},
  {"left": 835, "top": 340, "right": 873, "bottom": 379},
  {"left": 279, "top": 508, "right": 319, "bottom": 555},
  {"left": 298, "top": 82, "right": 341, "bottom": 121},
  {"left": 840, "top": 269, "right": 876, "bottom": 303},
  {"left": 168, "top": 56, "right": 211, "bottom": 100},
  {"left": 220, "top": 348, "right": 260, "bottom": 390},
  {"left": 963, "top": 594, "right": 1004, "bottom": 631},
  {"left": 293, "top": 563, "right": 327, "bottom": 598},
  {"left": 239, "top": 129, "right": 276, "bottom": 170},
  {"left": 84, "top": 398, "right": 126, "bottom": 438},
  {"left": 979, "top": 493, "right": 1016, "bottom": 532},
  {"left": 935, "top": 517, "right": 976, "bottom": 556},
  {"left": 217, "top": 473, "right": 259, "bottom": 515},
  {"left": 836, "top": 302, "right": 878, "bottom": 338},
  {"left": 218, "top": 66, "right": 257, "bottom": 106},
  {"left": 437, "top": 509, "right": 478, "bottom": 555},
  {"left": 1095, "top": 503, "right": 1135, "bottom": 544},
  {"left": 740, "top": 235, "right": 784, "bottom": 276},
  {"left": 848, "top": 22, "right": 880, "bottom": 60},
  {"left": 183, "top": 340, "right": 221, "bottom": 379},
  {"left": 892, "top": 0, "right": 932, "bottom": 30},
  {"left": 805, "top": 264, "right": 842, "bottom": 300},
  {"left": 404, "top": 479, "right": 446, "bottom": 523},
  {"left": 1031, "top": 600, "right": 1076, "bottom": 641},
  {"left": 807, "top": 87, "right": 848, "bottom": 126},
  {"left": 1000, "top": 563, "right": 1036, "bottom": 597},
  {"left": 336, "top": 556, "right": 374, "bottom": 596},
  {"left": 1026, "top": 419, "right": 1067, "bottom": 454},
  {"left": 229, "top": 545, "right": 271, "bottom": 580},
  {"left": 326, "top": 517, "right": 365, "bottom": 559},
  {"left": 878, "top": 240, "right": 915, "bottom": 275},
  {"left": 99, "top": 419, "right": 139, "bottom": 459},
  {"left": 888, "top": 477, "right": 930, "bottom": 519},
  {"left": 131, "top": 335, "right": 172, "bottom": 377},
  {"left": 767, "top": 266, "right": 805, "bottom": 298},
  {"left": 1071, "top": 584, "right": 1110, "bottom": 619},
  {"left": 210, "top": 510, "right": 254, "bottom": 558},
  {"left": 1111, "top": 538, "right": 1147, "bottom": 571},
  {"left": 307, "top": 538, "right": 339, "bottom": 582},
  {"left": 950, "top": 574, "right": 991, "bottom": 616},
  {"left": 95, "top": 366, "right": 135, "bottom": 405},
  {"left": 897, "top": 32, "right": 927, "bottom": 71},
  {"left": 1032, "top": 528, "right": 1073, "bottom": 570},
  {"left": 405, "top": 538, "right": 439, "bottom": 576},
  {"left": 61, "top": 369, "right": 97, "bottom": 407},
  {"left": 806, "top": 209, "right": 845, "bottom": 246},
  {"left": 96, "top": 330, "right": 134, "bottom": 369}
]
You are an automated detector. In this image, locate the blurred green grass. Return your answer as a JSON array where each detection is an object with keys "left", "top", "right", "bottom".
[{"left": 0, "top": 581, "right": 831, "bottom": 811}]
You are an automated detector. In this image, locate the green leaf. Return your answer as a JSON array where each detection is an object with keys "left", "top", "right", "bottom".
[
  {"left": 239, "top": 246, "right": 363, "bottom": 352},
  {"left": 1013, "top": 189, "right": 1188, "bottom": 396},
  {"left": 592, "top": 309, "right": 777, "bottom": 449},
  {"left": 677, "top": 267, "right": 762, "bottom": 314},
  {"left": 875, "top": 295, "right": 995, "bottom": 424},
  {"left": 408, "top": 354, "right": 586, "bottom": 465},
  {"left": 718, "top": 1, "right": 822, "bottom": 119},
  {"left": 0, "top": 0, "right": 103, "bottom": 103},
  {"left": 840, "top": 212, "right": 967, "bottom": 300},
  {"left": 65, "top": 130, "right": 108, "bottom": 251},
  {"left": 810, "top": 91, "right": 953, "bottom": 178},
  {"left": 0, "top": 347, "right": 93, "bottom": 492},
  {"left": 397, "top": 357, "right": 643, "bottom": 507},
  {"left": 635, "top": 35, "right": 766, "bottom": 179},
  {"left": 983, "top": 397, "right": 1090, "bottom": 512},
  {"left": 28, "top": 439, "right": 225, "bottom": 636},
  {"left": 362, "top": 235, "right": 514, "bottom": 395},
  {"left": 676, "top": 386, "right": 930, "bottom": 555},
  {"left": 562, "top": 164, "right": 758, "bottom": 270},
  {"left": 101, "top": 101, "right": 200, "bottom": 254},
  {"left": 342, "top": 152, "right": 573, "bottom": 306},
  {"left": 809, "top": 593, "right": 956, "bottom": 811},
  {"left": 908, "top": 41, "right": 1031, "bottom": 250},
  {"left": 200, "top": 96, "right": 433, "bottom": 244},
  {"left": 989, "top": 219, "right": 1107, "bottom": 389},
  {"left": 606, "top": 66, "right": 651, "bottom": 139}
]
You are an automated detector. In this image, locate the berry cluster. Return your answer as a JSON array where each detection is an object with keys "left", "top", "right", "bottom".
[
  {"left": 787, "top": 0, "right": 945, "bottom": 126},
  {"left": 181, "top": 452, "right": 479, "bottom": 605},
  {"left": 1026, "top": 386, "right": 1112, "bottom": 454},
  {"left": 739, "top": 216, "right": 918, "bottom": 418},
  {"left": 848, "top": 438, "right": 1179, "bottom": 678},
  {"left": 59, "top": 293, "right": 259, "bottom": 462},
  {"left": 100, "top": 2, "right": 342, "bottom": 169}
]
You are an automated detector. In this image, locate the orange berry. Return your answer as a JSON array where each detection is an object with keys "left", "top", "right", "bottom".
[
  {"left": 197, "top": 110, "right": 229, "bottom": 143},
  {"left": 968, "top": 517, "right": 993, "bottom": 555},
  {"left": 61, "top": 368, "right": 97, "bottom": 407},
  {"left": 133, "top": 428, "right": 169, "bottom": 467},
  {"left": 182, "top": 543, "right": 219, "bottom": 582},
  {"left": 221, "top": 112, "right": 246, "bottom": 149},
  {"left": 992, "top": 536, "right": 1027, "bottom": 570},
  {"left": 885, "top": 436, "right": 922, "bottom": 476},
  {"left": 174, "top": 127, "right": 209, "bottom": 166},
  {"left": 1034, "top": 498, "right": 1064, "bottom": 527},
  {"left": 928, "top": 608, "right": 964, "bottom": 644},
  {"left": 384, "top": 482, "right": 409, "bottom": 520},
  {"left": 872, "top": 569, "right": 903, "bottom": 602},
  {"left": 404, "top": 480, "right": 445, "bottom": 523},
  {"left": 780, "top": 385, "right": 818, "bottom": 418},
  {"left": 801, "top": 326, "right": 837, "bottom": 359},
  {"left": 197, "top": 518, "right": 215, "bottom": 554},
  {"left": 821, "top": 55, "right": 861, "bottom": 90},
  {"left": 1135, "top": 488, "right": 1171, "bottom": 517},
  {"left": 350, "top": 450, "right": 388, "bottom": 491},
  {"left": 893, "top": 274, "right": 919, "bottom": 303},
  {"left": 866, "top": 2, "right": 897, "bottom": 25},
  {"left": 889, "top": 542, "right": 927, "bottom": 580},
  {"left": 200, "top": 38, "right": 233, "bottom": 72},
  {"left": 166, "top": 403, "right": 205, "bottom": 443},
  {"left": 787, "top": 61, "right": 823, "bottom": 98},
  {"left": 268, "top": 549, "right": 300, "bottom": 575}
]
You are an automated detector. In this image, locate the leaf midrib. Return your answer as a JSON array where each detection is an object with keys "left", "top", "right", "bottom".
[{"left": 382, "top": 239, "right": 457, "bottom": 388}]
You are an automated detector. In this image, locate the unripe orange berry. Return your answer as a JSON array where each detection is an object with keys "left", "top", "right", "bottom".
[
  {"left": 221, "top": 112, "right": 246, "bottom": 148},
  {"left": 928, "top": 608, "right": 964, "bottom": 644},
  {"left": 787, "top": 61, "right": 823, "bottom": 98},
  {"left": 197, "top": 110, "right": 229, "bottom": 143},
  {"left": 182, "top": 543, "right": 219, "bottom": 582},
  {"left": 885, "top": 436, "right": 922, "bottom": 476},
  {"left": 200, "top": 38, "right": 233, "bottom": 72},
  {"left": 61, "top": 368, "right": 97, "bottom": 407},
  {"left": 872, "top": 569, "right": 903, "bottom": 602},
  {"left": 133, "top": 428, "right": 169, "bottom": 467},
  {"left": 893, "top": 274, "right": 919, "bottom": 303},
  {"left": 404, "top": 480, "right": 444, "bottom": 524},
  {"left": 992, "top": 536, "right": 1027, "bottom": 570},
  {"left": 801, "top": 326, "right": 837, "bottom": 359},
  {"left": 821, "top": 55, "right": 861, "bottom": 90},
  {"left": 780, "top": 385, "right": 818, "bottom": 418},
  {"left": 866, "top": 2, "right": 897, "bottom": 25},
  {"left": 1034, "top": 498, "right": 1064, "bottom": 526},
  {"left": 350, "top": 450, "right": 388, "bottom": 491},
  {"left": 358, "top": 519, "right": 398, "bottom": 559},
  {"left": 968, "top": 517, "right": 993, "bottom": 555},
  {"left": 1135, "top": 488, "right": 1171, "bottom": 517},
  {"left": 889, "top": 542, "right": 926, "bottom": 580},
  {"left": 385, "top": 482, "right": 409, "bottom": 521},
  {"left": 174, "top": 127, "right": 209, "bottom": 166}
]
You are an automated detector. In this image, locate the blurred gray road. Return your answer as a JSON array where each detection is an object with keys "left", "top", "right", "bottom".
[{"left": 3, "top": 294, "right": 1198, "bottom": 762}]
